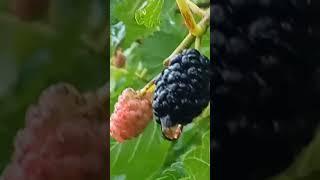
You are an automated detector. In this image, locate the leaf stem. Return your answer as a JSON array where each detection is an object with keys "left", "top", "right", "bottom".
[
  {"left": 110, "top": 65, "right": 149, "bottom": 82},
  {"left": 186, "top": 0, "right": 206, "bottom": 17},
  {"left": 195, "top": 36, "right": 201, "bottom": 50},
  {"left": 163, "top": 8, "right": 210, "bottom": 66},
  {"left": 176, "top": 0, "right": 202, "bottom": 36},
  {"left": 138, "top": 74, "right": 159, "bottom": 96}
]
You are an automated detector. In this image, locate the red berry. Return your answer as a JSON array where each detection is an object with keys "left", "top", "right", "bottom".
[
  {"left": 110, "top": 88, "right": 153, "bottom": 142},
  {"left": 112, "top": 49, "right": 126, "bottom": 68}
]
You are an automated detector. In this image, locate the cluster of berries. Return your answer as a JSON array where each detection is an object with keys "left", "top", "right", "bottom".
[{"left": 110, "top": 49, "right": 210, "bottom": 142}]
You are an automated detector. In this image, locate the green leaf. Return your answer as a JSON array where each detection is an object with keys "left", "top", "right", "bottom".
[
  {"left": 154, "top": 106, "right": 210, "bottom": 180},
  {"left": 154, "top": 129, "right": 210, "bottom": 180},
  {"left": 155, "top": 162, "right": 186, "bottom": 180},
  {"left": 291, "top": 131, "right": 320, "bottom": 176},
  {"left": 199, "top": 28, "right": 210, "bottom": 58},
  {"left": 111, "top": 21, "right": 126, "bottom": 54},
  {"left": 128, "top": 31, "right": 185, "bottom": 79},
  {"left": 112, "top": 0, "right": 156, "bottom": 48},
  {"left": 135, "top": 0, "right": 164, "bottom": 29},
  {"left": 182, "top": 131, "right": 210, "bottom": 180},
  {"left": 110, "top": 121, "right": 171, "bottom": 180}
]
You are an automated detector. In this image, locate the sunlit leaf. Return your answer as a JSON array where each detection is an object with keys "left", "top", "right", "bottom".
[{"left": 135, "top": 0, "right": 164, "bottom": 29}]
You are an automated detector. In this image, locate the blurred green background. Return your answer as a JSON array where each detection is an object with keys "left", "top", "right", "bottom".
[{"left": 0, "top": 0, "right": 107, "bottom": 172}]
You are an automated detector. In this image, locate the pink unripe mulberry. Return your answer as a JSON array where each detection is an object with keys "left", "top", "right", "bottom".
[
  {"left": 110, "top": 88, "right": 153, "bottom": 142},
  {"left": 1, "top": 83, "right": 108, "bottom": 180}
]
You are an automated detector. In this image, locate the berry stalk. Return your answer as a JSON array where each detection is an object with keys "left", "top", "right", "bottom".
[
  {"left": 163, "top": 8, "right": 210, "bottom": 66},
  {"left": 176, "top": 0, "right": 202, "bottom": 36},
  {"left": 138, "top": 76, "right": 157, "bottom": 96},
  {"left": 195, "top": 36, "right": 201, "bottom": 50},
  {"left": 186, "top": 0, "right": 206, "bottom": 17}
]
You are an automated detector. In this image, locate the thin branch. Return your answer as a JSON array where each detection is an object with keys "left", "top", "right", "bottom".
[
  {"left": 176, "top": 0, "right": 202, "bottom": 36},
  {"left": 186, "top": 0, "right": 206, "bottom": 17},
  {"left": 163, "top": 8, "right": 210, "bottom": 66}
]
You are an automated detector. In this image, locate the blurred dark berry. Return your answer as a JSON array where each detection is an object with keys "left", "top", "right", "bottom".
[{"left": 212, "top": 0, "right": 320, "bottom": 179}]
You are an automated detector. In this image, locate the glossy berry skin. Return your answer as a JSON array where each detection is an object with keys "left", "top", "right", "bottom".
[{"left": 153, "top": 49, "right": 210, "bottom": 132}]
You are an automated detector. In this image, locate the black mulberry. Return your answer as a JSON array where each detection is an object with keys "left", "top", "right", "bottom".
[{"left": 153, "top": 49, "right": 210, "bottom": 140}]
